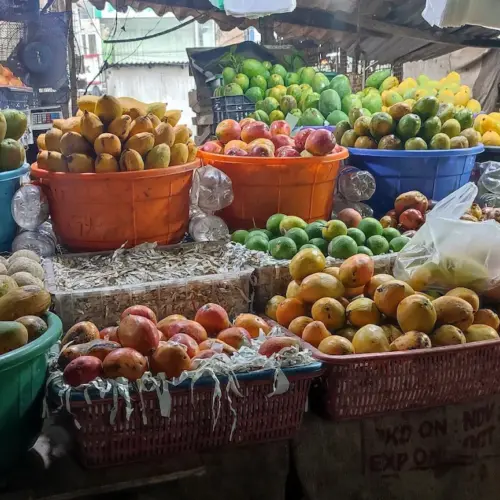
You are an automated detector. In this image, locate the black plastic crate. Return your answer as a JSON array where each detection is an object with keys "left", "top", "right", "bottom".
[
  {"left": 211, "top": 95, "right": 255, "bottom": 132},
  {"left": 0, "top": 87, "right": 33, "bottom": 110}
]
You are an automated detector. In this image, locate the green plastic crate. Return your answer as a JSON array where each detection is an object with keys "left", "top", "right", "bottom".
[{"left": 0, "top": 312, "right": 62, "bottom": 474}]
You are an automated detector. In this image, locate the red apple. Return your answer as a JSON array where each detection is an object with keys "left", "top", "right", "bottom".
[
  {"left": 239, "top": 117, "right": 256, "bottom": 129},
  {"left": 305, "top": 129, "right": 336, "bottom": 156},
  {"left": 270, "top": 120, "right": 291, "bottom": 137},
  {"left": 215, "top": 119, "right": 241, "bottom": 144},
  {"left": 271, "top": 134, "right": 295, "bottom": 150},
  {"left": 241, "top": 122, "right": 272, "bottom": 143},
  {"left": 294, "top": 128, "right": 314, "bottom": 152},
  {"left": 200, "top": 140, "right": 224, "bottom": 154},
  {"left": 247, "top": 144, "right": 274, "bottom": 157},
  {"left": 226, "top": 147, "right": 248, "bottom": 156},
  {"left": 276, "top": 146, "right": 300, "bottom": 157}
]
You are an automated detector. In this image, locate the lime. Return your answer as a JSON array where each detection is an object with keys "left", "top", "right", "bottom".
[
  {"left": 367, "top": 235, "right": 389, "bottom": 255},
  {"left": 357, "top": 246, "right": 374, "bottom": 256},
  {"left": 266, "top": 213, "right": 287, "bottom": 236},
  {"left": 309, "top": 238, "right": 329, "bottom": 255},
  {"left": 269, "top": 237, "right": 297, "bottom": 259},
  {"left": 270, "top": 110, "right": 285, "bottom": 122},
  {"left": 231, "top": 230, "right": 249, "bottom": 245},
  {"left": 347, "top": 228, "right": 366, "bottom": 246},
  {"left": 390, "top": 236, "right": 411, "bottom": 252},
  {"left": 382, "top": 227, "right": 401, "bottom": 242},
  {"left": 222, "top": 67, "right": 236, "bottom": 85},
  {"left": 286, "top": 228, "right": 309, "bottom": 249},
  {"left": 246, "top": 236, "right": 269, "bottom": 252},
  {"left": 358, "top": 217, "right": 384, "bottom": 238},
  {"left": 280, "top": 215, "right": 307, "bottom": 234},
  {"left": 245, "top": 230, "right": 269, "bottom": 243},
  {"left": 322, "top": 220, "right": 348, "bottom": 241},
  {"left": 300, "top": 243, "right": 319, "bottom": 251},
  {"left": 305, "top": 221, "right": 325, "bottom": 240},
  {"left": 328, "top": 235, "right": 358, "bottom": 259}
]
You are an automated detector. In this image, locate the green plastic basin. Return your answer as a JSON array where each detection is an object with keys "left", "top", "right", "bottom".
[{"left": 0, "top": 312, "right": 62, "bottom": 473}]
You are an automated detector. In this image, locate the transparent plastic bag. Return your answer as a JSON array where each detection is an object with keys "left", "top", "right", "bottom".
[
  {"left": 477, "top": 161, "right": 500, "bottom": 208},
  {"left": 393, "top": 183, "right": 500, "bottom": 294}
]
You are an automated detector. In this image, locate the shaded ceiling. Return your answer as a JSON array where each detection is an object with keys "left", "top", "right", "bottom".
[{"left": 87, "top": 0, "right": 500, "bottom": 64}]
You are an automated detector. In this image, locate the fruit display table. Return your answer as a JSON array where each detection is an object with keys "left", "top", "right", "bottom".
[{"left": 9, "top": 396, "right": 500, "bottom": 500}]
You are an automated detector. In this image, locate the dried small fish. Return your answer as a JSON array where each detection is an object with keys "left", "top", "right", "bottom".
[{"left": 49, "top": 242, "right": 280, "bottom": 292}]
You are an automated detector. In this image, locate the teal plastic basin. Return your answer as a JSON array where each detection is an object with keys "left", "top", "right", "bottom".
[{"left": 0, "top": 312, "right": 62, "bottom": 473}]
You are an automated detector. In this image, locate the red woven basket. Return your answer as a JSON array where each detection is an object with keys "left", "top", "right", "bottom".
[
  {"left": 49, "top": 364, "right": 321, "bottom": 468},
  {"left": 266, "top": 319, "right": 500, "bottom": 421}
]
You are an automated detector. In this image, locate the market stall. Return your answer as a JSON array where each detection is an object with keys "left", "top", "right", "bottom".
[{"left": 4, "top": 2, "right": 500, "bottom": 498}]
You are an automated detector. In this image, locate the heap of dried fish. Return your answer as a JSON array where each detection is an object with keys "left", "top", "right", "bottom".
[{"left": 48, "top": 242, "right": 281, "bottom": 292}]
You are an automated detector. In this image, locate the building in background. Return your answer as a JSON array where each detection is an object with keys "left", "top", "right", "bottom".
[{"left": 73, "top": 0, "right": 217, "bottom": 126}]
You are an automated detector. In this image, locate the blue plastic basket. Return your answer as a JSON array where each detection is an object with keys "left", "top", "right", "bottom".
[
  {"left": 347, "top": 146, "right": 484, "bottom": 216},
  {"left": 0, "top": 163, "right": 29, "bottom": 252}
]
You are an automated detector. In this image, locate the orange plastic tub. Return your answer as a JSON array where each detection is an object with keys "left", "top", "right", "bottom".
[
  {"left": 198, "top": 148, "right": 348, "bottom": 230},
  {"left": 31, "top": 161, "right": 199, "bottom": 251}
]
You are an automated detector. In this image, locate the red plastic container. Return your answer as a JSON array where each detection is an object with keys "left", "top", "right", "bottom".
[
  {"left": 31, "top": 161, "right": 199, "bottom": 251},
  {"left": 48, "top": 363, "right": 321, "bottom": 467},
  {"left": 266, "top": 319, "right": 500, "bottom": 421},
  {"left": 198, "top": 148, "right": 348, "bottom": 230}
]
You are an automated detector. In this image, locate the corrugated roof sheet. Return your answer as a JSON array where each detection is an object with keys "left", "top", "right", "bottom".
[{"left": 87, "top": 0, "right": 500, "bottom": 63}]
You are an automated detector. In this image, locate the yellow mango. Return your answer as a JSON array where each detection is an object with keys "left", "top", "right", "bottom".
[
  {"left": 460, "top": 85, "right": 471, "bottom": 95},
  {"left": 454, "top": 90, "right": 469, "bottom": 106},
  {"left": 489, "top": 112, "right": 500, "bottom": 121},
  {"left": 404, "top": 99, "right": 416, "bottom": 109},
  {"left": 438, "top": 90, "right": 455, "bottom": 104},
  {"left": 415, "top": 88, "right": 430, "bottom": 100},
  {"left": 466, "top": 99, "right": 481, "bottom": 113},
  {"left": 479, "top": 116, "right": 500, "bottom": 135},
  {"left": 482, "top": 131, "right": 500, "bottom": 146},
  {"left": 404, "top": 78, "right": 417, "bottom": 89},
  {"left": 474, "top": 114, "right": 488, "bottom": 132},
  {"left": 446, "top": 71, "right": 461, "bottom": 84}
]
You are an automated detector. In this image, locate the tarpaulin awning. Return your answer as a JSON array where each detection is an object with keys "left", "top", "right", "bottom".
[{"left": 87, "top": 0, "right": 500, "bottom": 64}]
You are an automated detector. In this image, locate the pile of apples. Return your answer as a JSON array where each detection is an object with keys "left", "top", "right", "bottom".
[
  {"left": 58, "top": 303, "right": 302, "bottom": 387},
  {"left": 199, "top": 118, "right": 343, "bottom": 158}
]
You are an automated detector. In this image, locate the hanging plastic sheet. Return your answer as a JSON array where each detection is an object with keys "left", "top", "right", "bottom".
[
  {"left": 224, "top": 0, "right": 296, "bottom": 19},
  {"left": 422, "top": 0, "right": 500, "bottom": 30}
]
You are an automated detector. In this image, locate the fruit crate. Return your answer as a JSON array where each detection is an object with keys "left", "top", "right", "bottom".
[
  {"left": 273, "top": 320, "right": 500, "bottom": 421},
  {"left": 47, "top": 361, "right": 322, "bottom": 468},
  {"left": 211, "top": 95, "right": 255, "bottom": 132}
]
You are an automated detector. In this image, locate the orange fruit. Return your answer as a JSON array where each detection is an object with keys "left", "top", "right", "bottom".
[{"left": 276, "top": 298, "right": 306, "bottom": 327}]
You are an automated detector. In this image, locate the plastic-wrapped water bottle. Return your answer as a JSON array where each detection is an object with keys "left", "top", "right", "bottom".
[
  {"left": 332, "top": 195, "right": 374, "bottom": 218},
  {"left": 12, "top": 222, "right": 57, "bottom": 257},
  {"left": 477, "top": 161, "right": 500, "bottom": 207},
  {"left": 11, "top": 184, "right": 49, "bottom": 230},
  {"left": 190, "top": 165, "right": 234, "bottom": 214},
  {"left": 337, "top": 165, "right": 376, "bottom": 202},
  {"left": 189, "top": 213, "right": 229, "bottom": 242}
]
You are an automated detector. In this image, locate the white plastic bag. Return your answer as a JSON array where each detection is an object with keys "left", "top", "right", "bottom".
[
  {"left": 393, "top": 183, "right": 500, "bottom": 295},
  {"left": 224, "top": 0, "right": 296, "bottom": 18}
]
